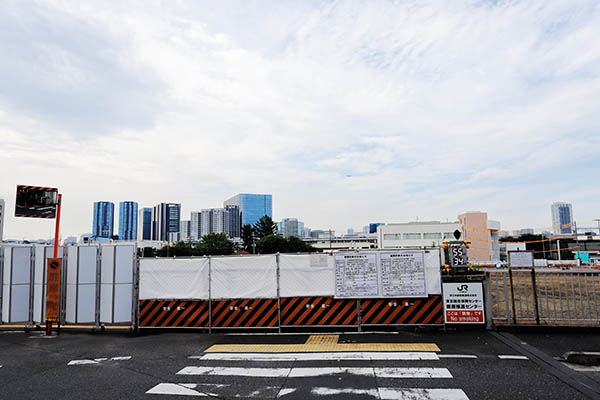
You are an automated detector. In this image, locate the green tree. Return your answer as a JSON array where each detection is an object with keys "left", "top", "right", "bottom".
[
  {"left": 255, "top": 234, "right": 318, "bottom": 254},
  {"left": 286, "top": 236, "right": 317, "bottom": 253},
  {"left": 195, "top": 233, "right": 235, "bottom": 255},
  {"left": 139, "top": 247, "right": 156, "bottom": 257},
  {"left": 256, "top": 234, "right": 288, "bottom": 254},
  {"left": 157, "top": 241, "right": 193, "bottom": 257},
  {"left": 241, "top": 224, "right": 255, "bottom": 252},
  {"left": 254, "top": 215, "right": 277, "bottom": 238},
  {"left": 172, "top": 241, "right": 193, "bottom": 256}
]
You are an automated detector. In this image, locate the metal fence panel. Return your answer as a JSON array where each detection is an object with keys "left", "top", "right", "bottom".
[{"left": 487, "top": 269, "right": 600, "bottom": 326}]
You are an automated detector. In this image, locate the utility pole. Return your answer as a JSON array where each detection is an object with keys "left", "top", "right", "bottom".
[
  {"left": 594, "top": 219, "right": 600, "bottom": 236},
  {"left": 329, "top": 229, "right": 333, "bottom": 250}
]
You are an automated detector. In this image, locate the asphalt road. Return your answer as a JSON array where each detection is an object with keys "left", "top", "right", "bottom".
[{"left": 0, "top": 329, "right": 598, "bottom": 399}]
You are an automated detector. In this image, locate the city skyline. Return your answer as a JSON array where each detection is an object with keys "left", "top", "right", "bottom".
[
  {"left": 1, "top": 1, "right": 599, "bottom": 240},
  {"left": 0, "top": 191, "right": 595, "bottom": 241}
]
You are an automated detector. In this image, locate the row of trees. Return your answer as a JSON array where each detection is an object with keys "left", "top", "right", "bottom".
[{"left": 140, "top": 215, "right": 316, "bottom": 257}]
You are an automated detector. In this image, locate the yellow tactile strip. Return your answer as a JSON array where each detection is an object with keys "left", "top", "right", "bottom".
[
  {"left": 204, "top": 343, "right": 440, "bottom": 353},
  {"left": 305, "top": 335, "right": 339, "bottom": 345}
]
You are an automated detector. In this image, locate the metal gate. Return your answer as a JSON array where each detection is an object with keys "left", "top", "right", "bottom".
[{"left": 487, "top": 269, "right": 600, "bottom": 326}]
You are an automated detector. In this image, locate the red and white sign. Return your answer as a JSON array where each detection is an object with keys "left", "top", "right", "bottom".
[{"left": 443, "top": 282, "right": 485, "bottom": 324}]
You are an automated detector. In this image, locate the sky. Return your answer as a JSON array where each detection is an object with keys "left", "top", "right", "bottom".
[{"left": 1, "top": 0, "right": 599, "bottom": 240}]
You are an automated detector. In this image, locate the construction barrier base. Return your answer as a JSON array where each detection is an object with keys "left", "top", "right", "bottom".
[
  {"left": 360, "top": 295, "right": 444, "bottom": 325},
  {"left": 211, "top": 299, "right": 279, "bottom": 328},
  {"left": 139, "top": 300, "right": 209, "bottom": 328},
  {"left": 280, "top": 297, "right": 359, "bottom": 327}
]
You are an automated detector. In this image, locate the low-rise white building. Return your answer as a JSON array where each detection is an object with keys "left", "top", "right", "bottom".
[{"left": 377, "top": 221, "right": 462, "bottom": 248}]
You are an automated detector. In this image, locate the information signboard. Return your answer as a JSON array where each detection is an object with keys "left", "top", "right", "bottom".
[
  {"left": 380, "top": 251, "right": 426, "bottom": 297},
  {"left": 508, "top": 251, "right": 534, "bottom": 268},
  {"left": 334, "top": 251, "right": 427, "bottom": 298},
  {"left": 334, "top": 253, "right": 379, "bottom": 298},
  {"left": 443, "top": 282, "right": 485, "bottom": 324},
  {"left": 45, "top": 258, "right": 61, "bottom": 322}
]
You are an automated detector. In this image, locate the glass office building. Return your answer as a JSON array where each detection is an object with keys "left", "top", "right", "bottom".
[
  {"left": 118, "top": 201, "right": 138, "bottom": 241},
  {"left": 140, "top": 207, "right": 152, "bottom": 240},
  {"left": 152, "top": 203, "right": 181, "bottom": 242},
  {"left": 224, "top": 193, "right": 272, "bottom": 227},
  {"left": 92, "top": 201, "right": 115, "bottom": 239}
]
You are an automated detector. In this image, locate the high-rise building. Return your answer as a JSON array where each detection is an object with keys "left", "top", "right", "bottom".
[
  {"left": 297, "top": 221, "right": 304, "bottom": 238},
  {"left": 196, "top": 207, "right": 241, "bottom": 238},
  {"left": 191, "top": 211, "right": 202, "bottom": 241},
  {"left": 224, "top": 193, "right": 272, "bottom": 227},
  {"left": 278, "top": 218, "right": 304, "bottom": 238},
  {"left": 552, "top": 202, "right": 573, "bottom": 235},
  {"left": 201, "top": 208, "right": 225, "bottom": 236},
  {"left": 118, "top": 201, "right": 138, "bottom": 241},
  {"left": 0, "top": 198, "right": 5, "bottom": 241},
  {"left": 92, "top": 201, "right": 115, "bottom": 239},
  {"left": 152, "top": 203, "right": 181, "bottom": 242},
  {"left": 180, "top": 220, "right": 191, "bottom": 242},
  {"left": 139, "top": 207, "right": 152, "bottom": 240},
  {"left": 224, "top": 205, "right": 241, "bottom": 238}
]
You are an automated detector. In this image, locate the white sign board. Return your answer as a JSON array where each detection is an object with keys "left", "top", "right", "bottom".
[
  {"left": 380, "top": 251, "right": 426, "bottom": 297},
  {"left": 334, "top": 251, "right": 428, "bottom": 298},
  {"left": 509, "top": 251, "right": 534, "bottom": 268},
  {"left": 334, "top": 253, "right": 379, "bottom": 298},
  {"left": 443, "top": 282, "right": 485, "bottom": 324}
]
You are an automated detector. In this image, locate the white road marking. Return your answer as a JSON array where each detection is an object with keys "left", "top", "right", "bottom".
[
  {"left": 146, "top": 383, "right": 209, "bottom": 396},
  {"left": 277, "top": 388, "right": 296, "bottom": 397},
  {"left": 177, "top": 366, "right": 290, "bottom": 378},
  {"left": 176, "top": 366, "right": 452, "bottom": 379},
  {"left": 312, "top": 387, "right": 379, "bottom": 396},
  {"left": 438, "top": 354, "right": 478, "bottom": 359},
  {"left": 379, "top": 388, "right": 470, "bottom": 400},
  {"left": 561, "top": 362, "right": 600, "bottom": 372},
  {"left": 68, "top": 356, "right": 132, "bottom": 366},
  {"left": 288, "top": 367, "right": 375, "bottom": 377},
  {"left": 375, "top": 368, "right": 452, "bottom": 379},
  {"left": 68, "top": 359, "right": 99, "bottom": 365},
  {"left": 498, "top": 355, "right": 529, "bottom": 360},
  {"left": 192, "top": 352, "right": 439, "bottom": 361}
]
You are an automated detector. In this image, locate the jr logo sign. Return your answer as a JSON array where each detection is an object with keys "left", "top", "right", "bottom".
[{"left": 457, "top": 284, "right": 468, "bottom": 293}]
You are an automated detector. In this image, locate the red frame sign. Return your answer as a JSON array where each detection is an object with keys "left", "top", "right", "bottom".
[{"left": 443, "top": 282, "right": 485, "bottom": 324}]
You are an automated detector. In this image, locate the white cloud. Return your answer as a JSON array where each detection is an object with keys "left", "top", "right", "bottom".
[{"left": 1, "top": 0, "right": 599, "bottom": 239}]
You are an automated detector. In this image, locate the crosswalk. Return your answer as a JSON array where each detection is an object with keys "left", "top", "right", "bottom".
[{"left": 146, "top": 350, "right": 472, "bottom": 399}]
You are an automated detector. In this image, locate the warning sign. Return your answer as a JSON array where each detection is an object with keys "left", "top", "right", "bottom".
[
  {"left": 45, "top": 258, "right": 61, "bottom": 322},
  {"left": 443, "top": 282, "right": 485, "bottom": 324}
]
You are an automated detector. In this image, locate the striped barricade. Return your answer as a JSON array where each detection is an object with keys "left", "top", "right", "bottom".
[
  {"left": 360, "top": 295, "right": 444, "bottom": 326},
  {"left": 280, "top": 297, "right": 358, "bottom": 327},
  {"left": 211, "top": 299, "right": 279, "bottom": 328},
  {"left": 139, "top": 300, "right": 209, "bottom": 328}
]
